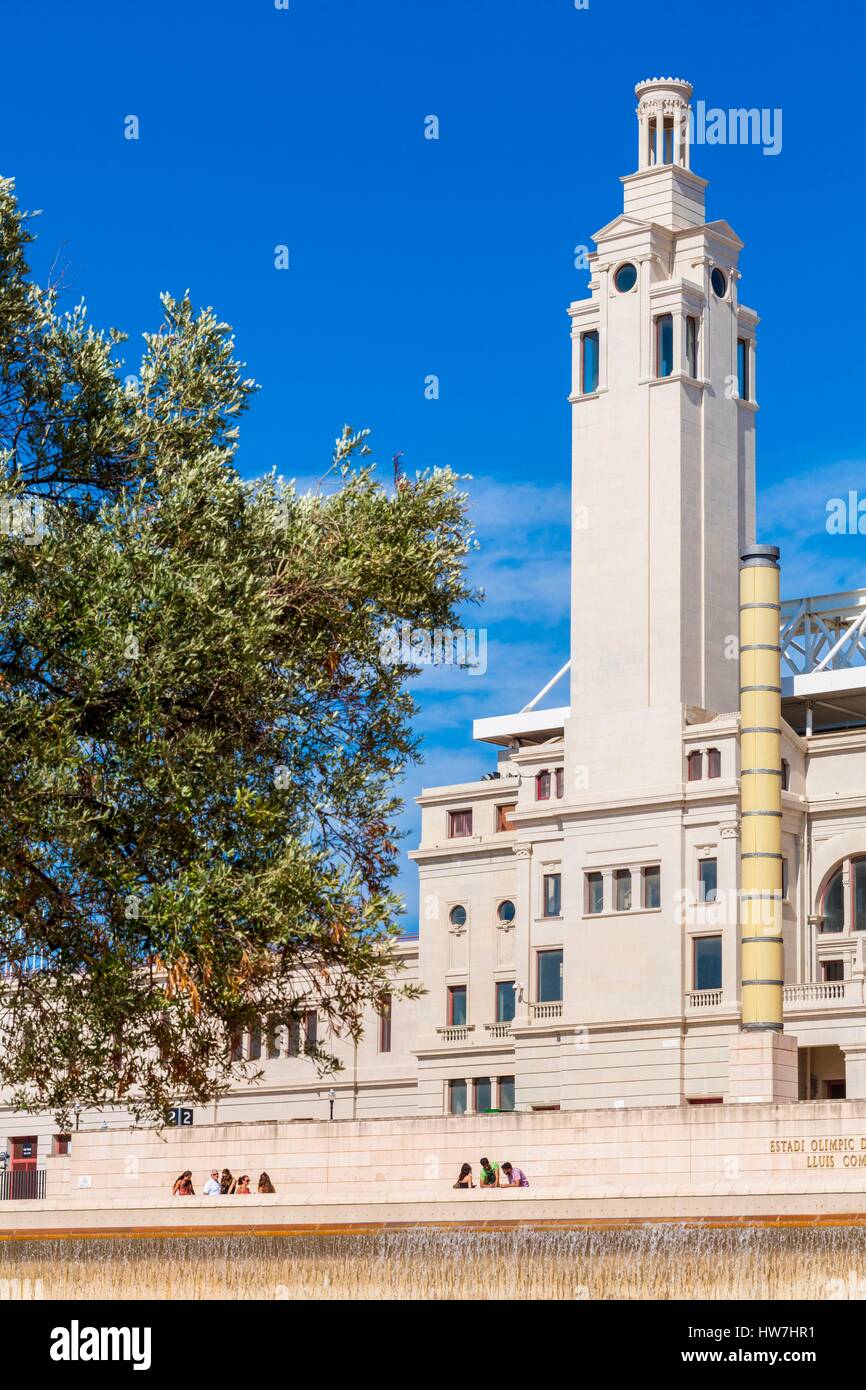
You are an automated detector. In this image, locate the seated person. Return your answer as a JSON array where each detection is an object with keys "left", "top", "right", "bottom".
[
  {"left": 501, "top": 1161, "right": 529, "bottom": 1187},
  {"left": 479, "top": 1157, "right": 500, "bottom": 1188},
  {"left": 453, "top": 1163, "right": 475, "bottom": 1189}
]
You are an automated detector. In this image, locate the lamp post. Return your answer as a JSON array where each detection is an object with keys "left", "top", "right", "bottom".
[{"left": 327, "top": 1088, "right": 336, "bottom": 1121}]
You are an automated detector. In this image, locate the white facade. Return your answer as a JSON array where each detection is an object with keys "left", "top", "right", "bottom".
[{"left": 5, "top": 77, "right": 866, "bottom": 1156}]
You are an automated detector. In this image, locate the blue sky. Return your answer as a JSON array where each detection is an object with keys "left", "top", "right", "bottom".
[{"left": 4, "top": 0, "right": 866, "bottom": 922}]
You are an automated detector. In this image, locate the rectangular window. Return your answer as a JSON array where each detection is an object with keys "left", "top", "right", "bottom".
[
  {"left": 643, "top": 865, "right": 661, "bottom": 910},
  {"left": 781, "top": 859, "right": 789, "bottom": 901},
  {"left": 699, "top": 858, "right": 718, "bottom": 904},
  {"left": 537, "top": 948, "right": 563, "bottom": 1003},
  {"left": 496, "top": 803, "right": 516, "bottom": 832},
  {"left": 686, "top": 315, "right": 698, "bottom": 378},
  {"left": 474, "top": 1077, "right": 492, "bottom": 1113},
  {"left": 781, "top": 759, "right": 790, "bottom": 791},
  {"left": 378, "top": 994, "right": 392, "bottom": 1053},
  {"left": 581, "top": 330, "right": 599, "bottom": 394},
  {"left": 496, "top": 980, "right": 516, "bottom": 1023},
  {"left": 287, "top": 1017, "right": 301, "bottom": 1056},
  {"left": 656, "top": 313, "right": 673, "bottom": 378},
  {"left": 586, "top": 871, "right": 604, "bottom": 915},
  {"left": 498, "top": 1076, "right": 515, "bottom": 1112},
  {"left": 706, "top": 748, "right": 721, "bottom": 779},
  {"left": 448, "top": 1079, "right": 467, "bottom": 1116},
  {"left": 304, "top": 1011, "right": 318, "bottom": 1050},
  {"left": 737, "top": 337, "right": 750, "bottom": 400},
  {"left": 554, "top": 767, "right": 564, "bottom": 799},
  {"left": 52, "top": 1134, "right": 71, "bottom": 1156},
  {"left": 448, "top": 985, "right": 467, "bottom": 1027},
  {"left": 448, "top": 809, "right": 472, "bottom": 838},
  {"left": 614, "top": 868, "right": 632, "bottom": 912},
  {"left": 687, "top": 750, "right": 702, "bottom": 781},
  {"left": 855, "top": 861, "right": 866, "bottom": 931},
  {"left": 543, "top": 872, "right": 561, "bottom": 917},
  {"left": 536, "top": 770, "right": 551, "bottom": 801},
  {"left": 694, "top": 935, "right": 722, "bottom": 991},
  {"left": 230, "top": 1032, "right": 243, "bottom": 1062},
  {"left": 248, "top": 1023, "right": 262, "bottom": 1061},
  {"left": 823, "top": 959, "right": 844, "bottom": 982}
]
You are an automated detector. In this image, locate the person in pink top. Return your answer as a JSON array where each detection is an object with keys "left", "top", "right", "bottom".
[{"left": 501, "top": 1161, "right": 529, "bottom": 1187}]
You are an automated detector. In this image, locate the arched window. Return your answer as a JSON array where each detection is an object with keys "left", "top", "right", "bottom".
[
  {"left": 536, "top": 770, "right": 551, "bottom": 801},
  {"left": 819, "top": 857, "right": 866, "bottom": 933}
]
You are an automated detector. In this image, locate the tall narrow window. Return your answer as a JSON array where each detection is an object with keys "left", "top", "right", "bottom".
[
  {"left": 447, "top": 985, "right": 467, "bottom": 1026},
  {"left": 378, "top": 994, "right": 392, "bottom": 1053},
  {"left": 496, "top": 981, "right": 516, "bottom": 1023},
  {"left": 656, "top": 314, "right": 673, "bottom": 378},
  {"left": 855, "top": 860, "right": 866, "bottom": 931},
  {"left": 543, "top": 872, "right": 561, "bottom": 917},
  {"left": 614, "top": 868, "right": 632, "bottom": 912},
  {"left": 586, "top": 871, "right": 603, "bottom": 915},
  {"left": 496, "top": 803, "right": 516, "bottom": 832},
  {"left": 687, "top": 750, "right": 702, "bottom": 781},
  {"left": 781, "top": 859, "right": 789, "bottom": 900},
  {"left": 498, "top": 1076, "right": 515, "bottom": 1112},
  {"left": 304, "top": 1012, "right": 318, "bottom": 1050},
  {"left": 643, "top": 865, "right": 661, "bottom": 909},
  {"left": 737, "top": 338, "right": 750, "bottom": 400},
  {"left": 699, "top": 858, "right": 718, "bottom": 904},
  {"left": 822, "top": 870, "right": 844, "bottom": 933},
  {"left": 536, "top": 770, "right": 551, "bottom": 801},
  {"left": 781, "top": 759, "right": 790, "bottom": 791},
  {"left": 554, "top": 767, "right": 564, "bottom": 799},
  {"left": 448, "top": 809, "right": 472, "bottom": 838},
  {"left": 474, "top": 1077, "right": 492, "bottom": 1113},
  {"left": 694, "top": 936, "right": 722, "bottom": 991},
  {"left": 706, "top": 748, "right": 721, "bottom": 779},
  {"left": 537, "top": 949, "right": 563, "bottom": 1003},
  {"left": 581, "top": 330, "right": 599, "bottom": 394},
  {"left": 448, "top": 1079, "right": 467, "bottom": 1116},
  {"left": 686, "top": 315, "right": 698, "bottom": 378}
]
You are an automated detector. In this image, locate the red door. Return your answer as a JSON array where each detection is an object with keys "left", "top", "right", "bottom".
[{"left": 10, "top": 1136, "right": 37, "bottom": 1199}]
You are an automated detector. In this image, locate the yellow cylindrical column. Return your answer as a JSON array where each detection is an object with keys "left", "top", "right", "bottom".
[{"left": 739, "top": 544, "right": 783, "bottom": 1031}]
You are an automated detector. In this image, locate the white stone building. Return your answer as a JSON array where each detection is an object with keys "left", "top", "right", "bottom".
[{"left": 5, "top": 77, "right": 866, "bottom": 1164}]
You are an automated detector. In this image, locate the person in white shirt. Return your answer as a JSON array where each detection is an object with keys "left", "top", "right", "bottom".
[{"left": 202, "top": 1170, "right": 222, "bottom": 1195}]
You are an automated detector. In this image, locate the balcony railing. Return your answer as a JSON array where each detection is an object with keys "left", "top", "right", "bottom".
[
  {"left": 436, "top": 1024, "right": 475, "bottom": 1043},
  {"left": 530, "top": 1001, "right": 562, "bottom": 1021},
  {"left": 784, "top": 980, "right": 863, "bottom": 1006},
  {"left": 0, "top": 1168, "right": 46, "bottom": 1201},
  {"left": 686, "top": 989, "right": 724, "bottom": 1008},
  {"left": 485, "top": 1022, "right": 513, "bottom": 1040}
]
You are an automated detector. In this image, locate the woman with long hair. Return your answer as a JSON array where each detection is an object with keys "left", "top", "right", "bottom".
[
  {"left": 257, "top": 1172, "right": 276, "bottom": 1194},
  {"left": 453, "top": 1163, "right": 475, "bottom": 1189},
  {"left": 219, "top": 1168, "right": 233, "bottom": 1195}
]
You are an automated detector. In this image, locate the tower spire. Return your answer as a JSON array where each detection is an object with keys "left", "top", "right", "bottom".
[{"left": 634, "top": 77, "right": 693, "bottom": 172}]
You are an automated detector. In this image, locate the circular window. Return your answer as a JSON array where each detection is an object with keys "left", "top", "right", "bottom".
[
  {"left": 711, "top": 267, "right": 728, "bottom": 298},
  {"left": 614, "top": 262, "right": 638, "bottom": 293},
  {"left": 449, "top": 905, "right": 467, "bottom": 928},
  {"left": 497, "top": 900, "right": 516, "bottom": 924}
]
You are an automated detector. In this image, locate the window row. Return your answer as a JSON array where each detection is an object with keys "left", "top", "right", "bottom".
[
  {"left": 448, "top": 900, "right": 516, "bottom": 929},
  {"left": 586, "top": 864, "right": 660, "bottom": 915},
  {"left": 535, "top": 768, "right": 564, "bottom": 801},
  {"left": 448, "top": 1076, "right": 515, "bottom": 1115},
  {"left": 687, "top": 747, "right": 721, "bottom": 781},
  {"left": 447, "top": 804, "right": 518, "bottom": 838},
  {"left": 231, "top": 1011, "right": 319, "bottom": 1063},
  {"left": 448, "top": 951, "right": 564, "bottom": 1026},
  {"left": 578, "top": 317, "right": 753, "bottom": 398}
]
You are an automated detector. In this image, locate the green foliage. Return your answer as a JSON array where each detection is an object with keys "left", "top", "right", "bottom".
[{"left": 0, "top": 178, "right": 476, "bottom": 1126}]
